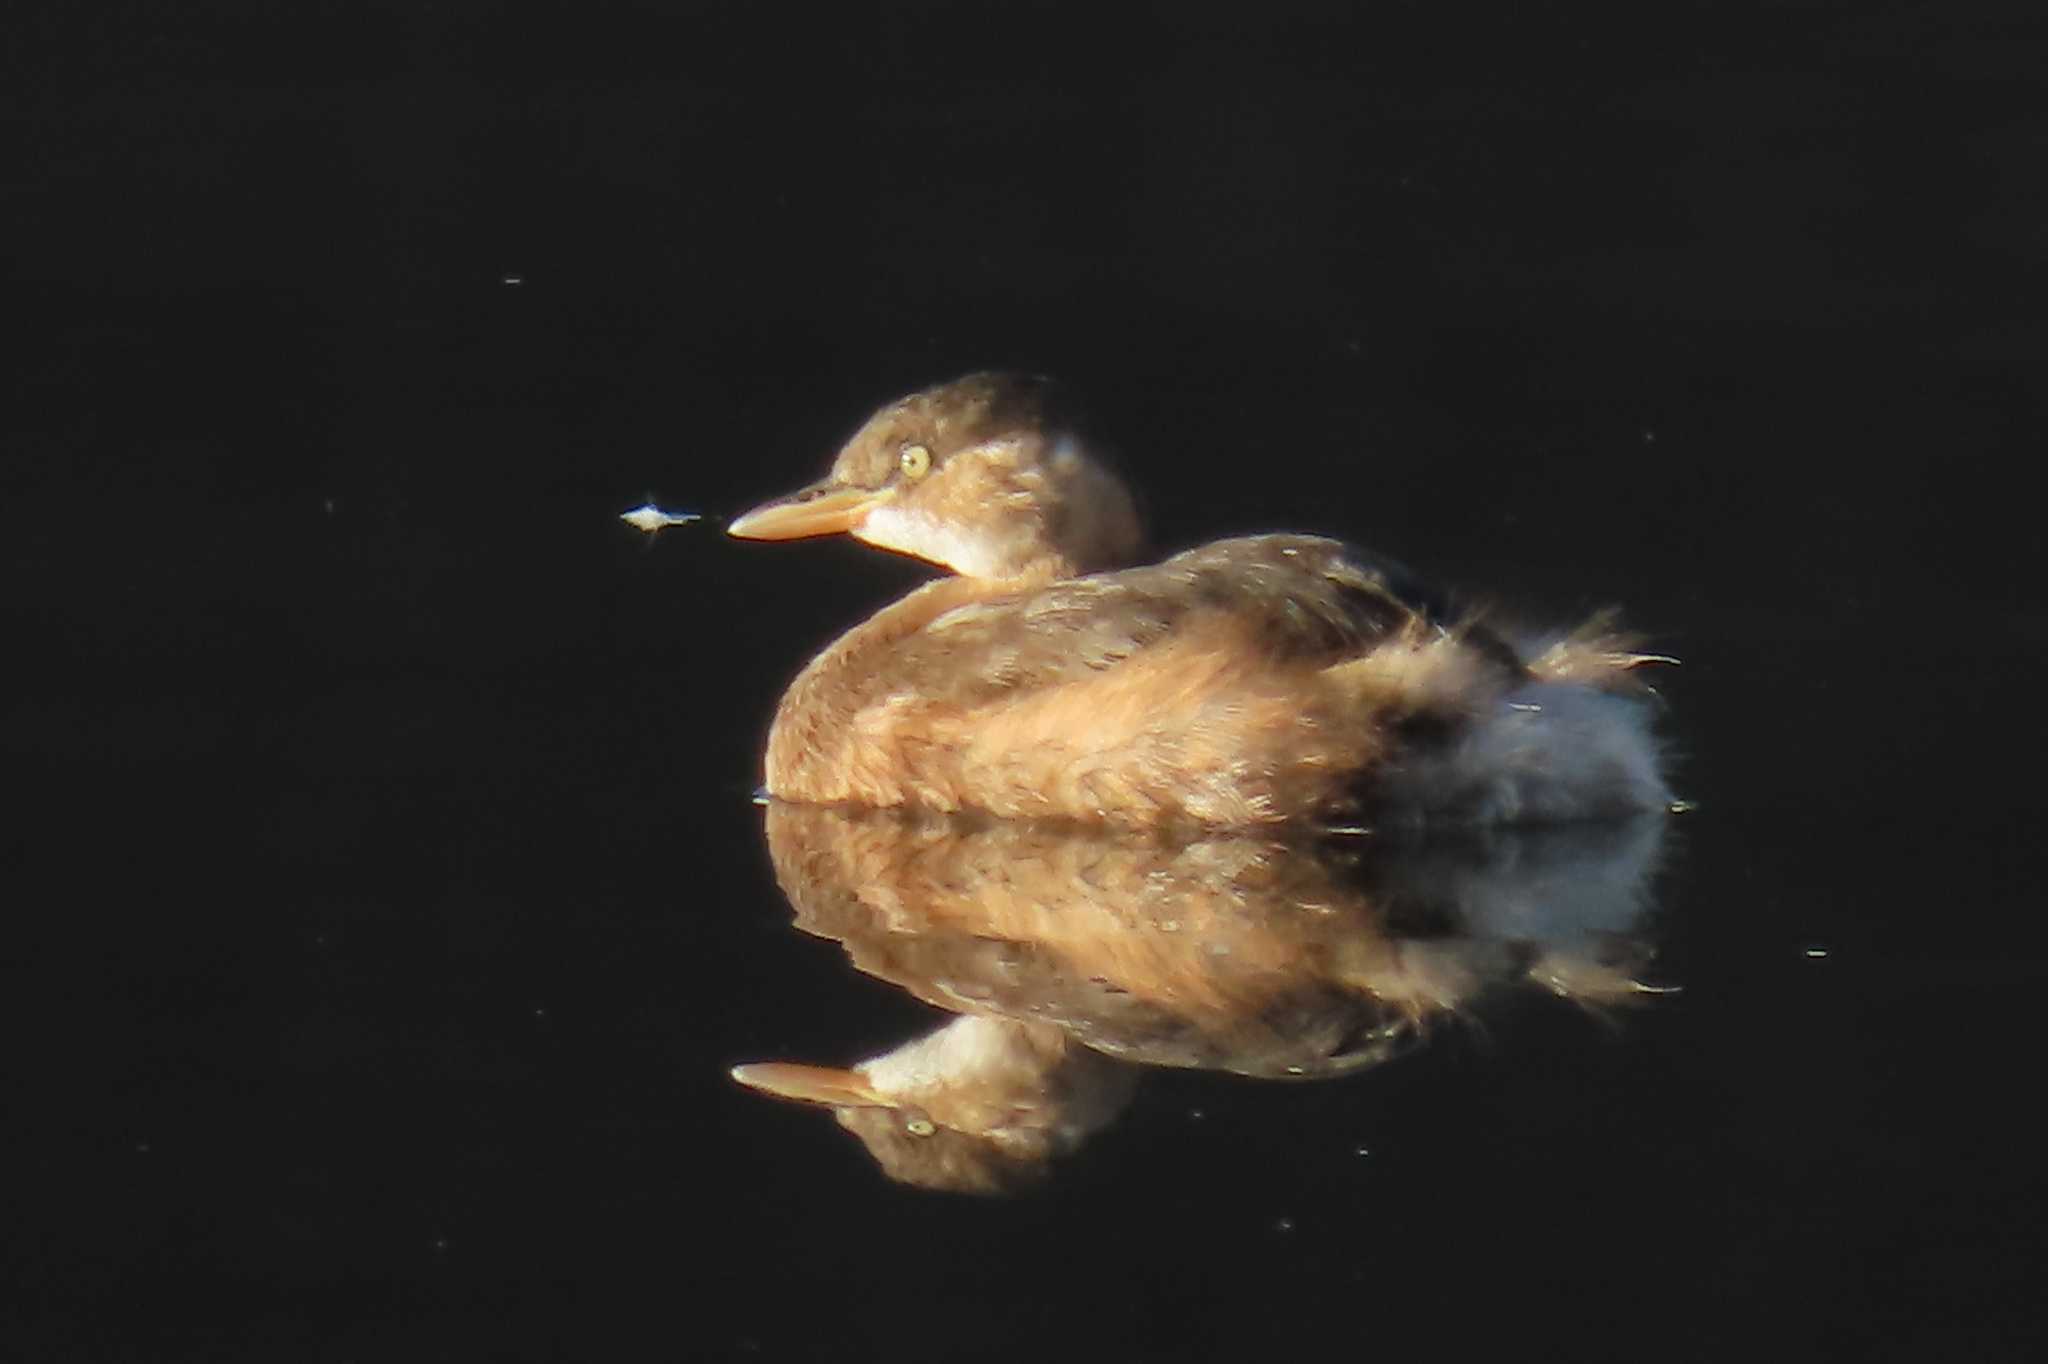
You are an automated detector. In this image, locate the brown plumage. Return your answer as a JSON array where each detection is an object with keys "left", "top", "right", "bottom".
[
  {"left": 754, "top": 804, "right": 1670, "bottom": 1078},
  {"left": 730, "top": 373, "right": 1672, "bottom": 828},
  {"left": 727, "top": 805, "right": 1672, "bottom": 1189}
]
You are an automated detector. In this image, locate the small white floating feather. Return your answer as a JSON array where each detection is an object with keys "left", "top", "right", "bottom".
[{"left": 620, "top": 503, "right": 702, "bottom": 534}]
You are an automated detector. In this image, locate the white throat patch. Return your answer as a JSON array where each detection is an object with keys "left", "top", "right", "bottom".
[{"left": 856, "top": 500, "right": 1007, "bottom": 577}]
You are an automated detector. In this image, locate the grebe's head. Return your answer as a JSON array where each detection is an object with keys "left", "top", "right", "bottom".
[
  {"left": 728, "top": 372, "right": 1144, "bottom": 580},
  {"left": 730, "top": 1014, "right": 1134, "bottom": 1194}
]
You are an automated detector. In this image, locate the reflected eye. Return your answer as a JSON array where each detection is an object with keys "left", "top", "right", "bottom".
[{"left": 898, "top": 443, "right": 932, "bottom": 480}]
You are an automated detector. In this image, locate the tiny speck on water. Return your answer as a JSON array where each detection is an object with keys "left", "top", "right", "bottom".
[
  {"left": 621, "top": 503, "right": 703, "bottom": 534},
  {"left": 1354, "top": 1145, "right": 1371, "bottom": 1157},
  {"left": 1274, "top": 1217, "right": 1295, "bottom": 1233},
  {"left": 1189, "top": 1108, "right": 1205, "bottom": 1121},
  {"left": 501, "top": 274, "right": 523, "bottom": 285},
  {"left": 1804, "top": 946, "right": 1830, "bottom": 959}
]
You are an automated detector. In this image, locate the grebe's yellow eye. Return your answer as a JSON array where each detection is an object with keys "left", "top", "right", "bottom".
[{"left": 898, "top": 443, "right": 932, "bottom": 480}]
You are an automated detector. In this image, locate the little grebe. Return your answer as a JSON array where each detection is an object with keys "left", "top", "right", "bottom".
[{"left": 730, "top": 373, "right": 1672, "bottom": 828}]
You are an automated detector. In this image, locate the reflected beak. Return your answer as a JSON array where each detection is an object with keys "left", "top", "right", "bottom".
[
  {"left": 728, "top": 480, "right": 889, "bottom": 541},
  {"left": 730, "top": 1061, "right": 889, "bottom": 1108}
]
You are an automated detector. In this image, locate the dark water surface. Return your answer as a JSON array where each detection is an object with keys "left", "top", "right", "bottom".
[{"left": 11, "top": 3, "right": 2045, "bottom": 1360}]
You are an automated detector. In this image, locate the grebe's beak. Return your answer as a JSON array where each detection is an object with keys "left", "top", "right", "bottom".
[
  {"left": 728, "top": 479, "right": 888, "bottom": 541},
  {"left": 730, "top": 1061, "right": 888, "bottom": 1108}
]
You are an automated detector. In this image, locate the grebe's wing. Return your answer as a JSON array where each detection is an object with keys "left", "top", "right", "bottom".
[{"left": 896, "top": 535, "right": 1519, "bottom": 706}]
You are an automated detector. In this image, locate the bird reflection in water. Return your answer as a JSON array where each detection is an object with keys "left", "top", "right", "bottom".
[{"left": 733, "top": 805, "right": 1670, "bottom": 1193}]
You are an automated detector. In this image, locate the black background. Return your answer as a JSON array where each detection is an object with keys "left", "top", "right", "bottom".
[{"left": 9, "top": 2, "right": 2045, "bottom": 1359}]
